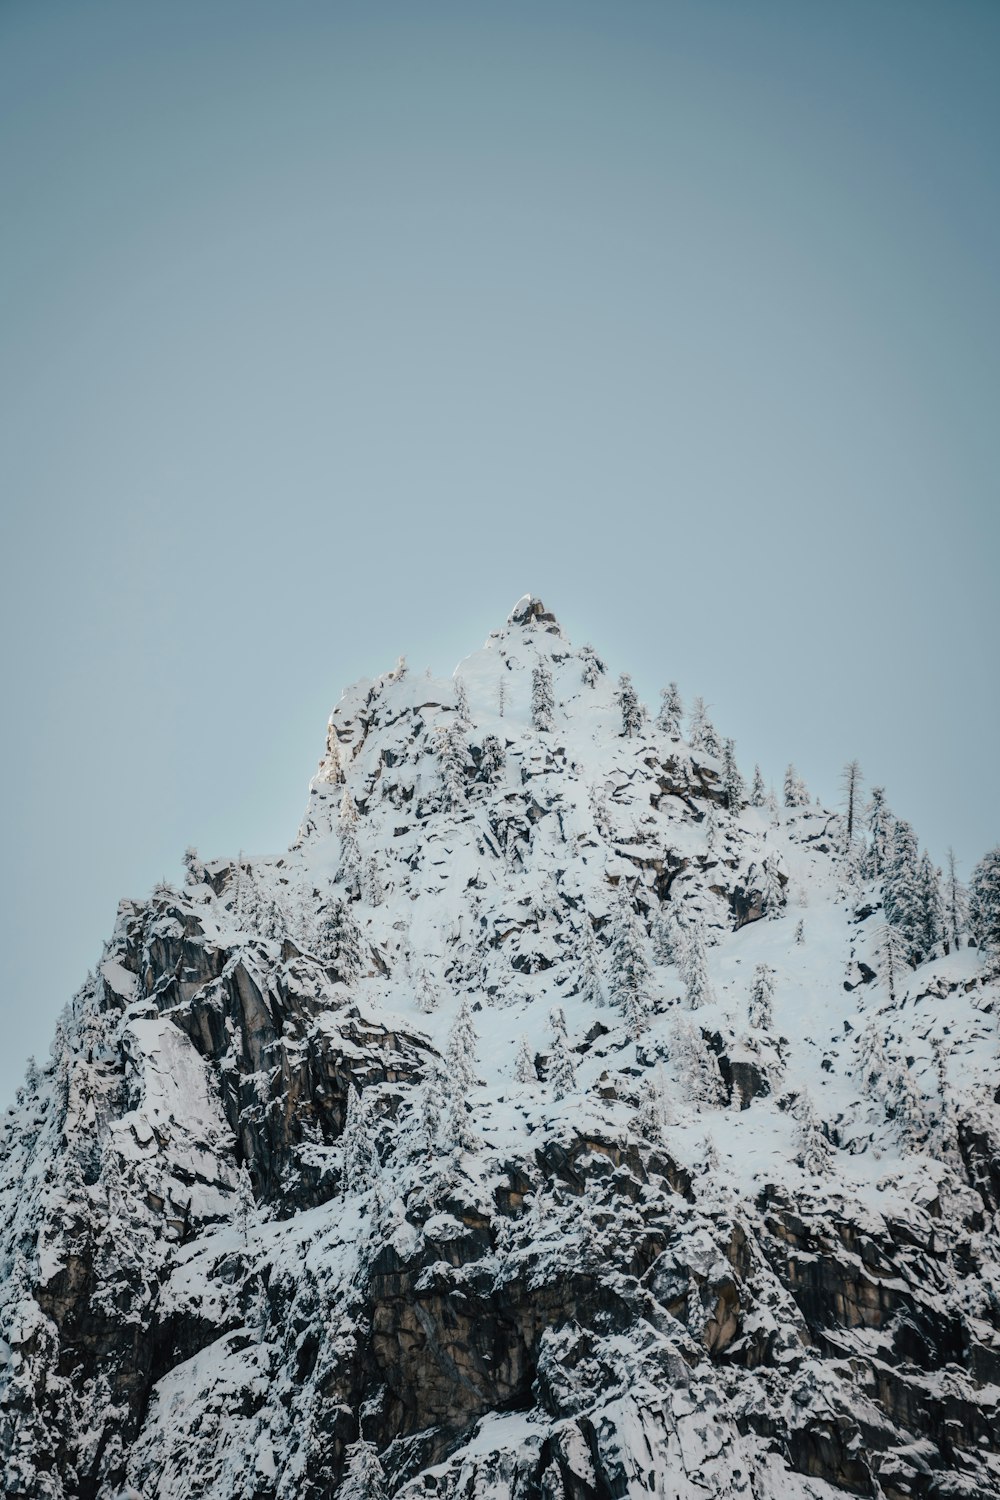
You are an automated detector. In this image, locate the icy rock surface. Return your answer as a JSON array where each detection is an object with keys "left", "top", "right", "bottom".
[{"left": 1, "top": 598, "right": 999, "bottom": 1500}]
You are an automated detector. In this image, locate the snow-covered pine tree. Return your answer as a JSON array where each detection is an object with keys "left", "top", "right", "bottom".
[
  {"left": 794, "top": 1091, "right": 830, "bottom": 1175},
  {"left": 340, "top": 1086, "right": 379, "bottom": 1196},
  {"left": 480, "top": 733, "right": 506, "bottom": 786},
  {"left": 670, "top": 1018, "right": 724, "bottom": 1105},
  {"left": 703, "top": 803, "right": 721, "bottom": 854},
  {"left": 454, "top": 675, "right": 470, "bottom": 723},
  {"left": 364, "top": 855, "right": 384, "bottom": 907},
  {"left": 682, "top": 920, "right": 714, "bottom": 1009},
  {"left": 234, "top": 1161, "right": 255, "bottom": 1246},
  {"left": 882, "top": 1053, "right": 930, "bottom": 1150},
  {"left": 917, "top": 852, "right": 943, "bottom": 960},
  {"left": 496, "top": 675, "right": 507, "bottom": 717},
  {"left": 321, "top": 899, "right": 367, "bottom": 984},
  {"left": 720, "top": 740, "right": 745, "bottom": 813},
  {"left": 749, "top": 765, "right": 767, "bottom": 807},
  {"left": 761, "top": 857, "right": 784, "bottom": 921},
  {"left": 944, "top": 848, "right": 967, "bottom": 953},
  {"left": 635, "top": 1067, "right": 671, "bottom": 1144},
  {"left": 616, "top": 673, "right": 644, "bottom": 737},
  {"left": 416, "top": 1064, "right": 445, "bottom": 1157},
  {"left": 969, "top": 848, "right": 1000, "bottom": 964},
  {"left": 514, "top": 1034, "right": 537, "bottom": 1084},
  {"left": 855, "top": 1023, "right": 888, "bottom": 1098},
  {"left": 547, "top": 1008, "right": 577, "bottom": 1099},
  {"left": 574, "top": 919, "right": 605, "bottom": 1006},
  {"left": 689, "top": 697, "right": 721, "bottom": 757},
  {"left": 444, "top": 997, "right": 479, "bottom": 1151},
  {"left": 393, "top": 655, "right": 408, "bottom": 680},
  {"left": 338, "top": 789, "right": 362, "bottom": 895},
  {"left": 608, "top": 885, "right": 652, "bottom": 1034},
  {"left": 883, "top": 820, "right": 923, "bottom": 961},
  {"left": 656, "top": 682, "right": 683, "bottom": 737},
  {"left": 794, "top": 918, "right": 805, "bottom": 945},
  {"left": 579, "top": 644, "right": 605, "bottom": 687},
  {"left": 531, "top": 663, "right": 556, "bottom": 732},
  {"left": 748, "top": 964, "right": 775, "bottom": 1030},
  {"left": 783, "top": 764, "right": 808, "bottom": 808},
  {"left": 873, "top": 920, "right": 908, "bottom": 1005},
  {"left": 415, "top": 968, "right": 438, "bottom": 1013},
  {"left": 864, "top": 786, "right": 892, "bottom": 879},
  {"left": 836, "top": 759, "right": 863, "bottom": 855},
  {"left": 652, "top": 903, "right": 686, "bottom": 969},
  {"left": 340, "top": 1438, "right": 387, "bottom": 1500},
  {"left": 439, "top": 723, "right": 468, "bottom": 812}
]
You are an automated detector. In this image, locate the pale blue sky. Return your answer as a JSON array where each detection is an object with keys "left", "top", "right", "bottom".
[{"left": 1, "top": 0, "right": 997, "bottom": 1101}]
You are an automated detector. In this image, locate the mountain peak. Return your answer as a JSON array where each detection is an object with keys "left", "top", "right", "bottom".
[{"left": 506, "top": 593, "right": 562, "bottom": 632}]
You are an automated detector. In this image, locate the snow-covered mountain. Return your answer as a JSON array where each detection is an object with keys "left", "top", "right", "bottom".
[{"left": 2, "top": 595, "right": 999, "bottom": 1500}]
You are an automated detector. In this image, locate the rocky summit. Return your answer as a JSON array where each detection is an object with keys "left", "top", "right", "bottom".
[{"left": 2, "top": 597, "right": 999, "bottom": 1500}]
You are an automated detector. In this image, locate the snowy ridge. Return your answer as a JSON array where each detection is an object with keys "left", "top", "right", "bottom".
[{"left": 1, "top": 597, "right": 999, "bottom": 1500}]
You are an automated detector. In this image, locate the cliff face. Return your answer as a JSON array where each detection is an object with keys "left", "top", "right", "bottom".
[{"left": 1, "top": 598, "right": 998, "bottom": 1500}]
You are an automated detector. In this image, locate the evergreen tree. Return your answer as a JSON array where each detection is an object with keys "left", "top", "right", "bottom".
[
  {"left": 340, "top": 1439, "right": 388, "bottom": 1500},
  {"left": 416, "top": 1064, "right": 445, "bottom": 1156},
  {"left": 547, "top": 1008, "right": 577, "bottom": 1098},
  {"left": 321, "top": 899, "right": 367, "bottom": 983},
  {"left": 874, "top": 920, "right": 908, "bottom": 1005},
  {"left": 761, "top": 857, "right": 784, "bottom": 921},
  {"left": 234, "top": 1162, "right": 255, "bottom": 1246},
  {"left": 480, "top": 733, "right": 506, "bottom": 786},
  {"left": 670, "top": 1018, "right": 725, "bottom": 1105},
  {"left": 444, "top": 998, "right": 479, "bottom": 1150},
  {"left": 795, "top": 1090, "right": 830, "bottom": 1175},
  {"left": 883, "top": 1053, "right": 929, "bottom": 1149},
  {"left": 689, "top": 697, "right": 721, "bottom": 757},
  {"left": 864, "top": 786, "right": 892, "bottom": 879},
  {"left": 855, "top": 1022, "right": 888, "bottom": 1098},
  {"left": 616, "top": 673, "right": 644, "bottom": 737},
  {"left": 514, "top": 1034, "right": 537, "bottom": 1084},
  {"left": 682, "top": 920, "right": 714, "bottom": 1009},
  {"left": 652, "top": 904, "right": 686, "bottom": 969},
  {"left": 749, "top": 765, "right": 767, "bottom": 807},
  {"left": 656, "top": 682, "right": 683, "bottom": 736},
  {"left": 748, "top": 964, "right": 775, "bottom": 1030},
  {"left": 883, "top": 820, "right": 923, "bottom": 960},
  {"left": 636, "top": 1067, "right": 671, "bottom": 1143},
  {"left": 338, "top": 790, "right": 362, "bottom": 894},
  {"left": 840, "top": 759, "right": 864, "bottom": 853},
  {"left": 393, "top": 655, "right": 408, "bottom": 680},
  {"left": 496, "top": 675, "right": 507, "bottom": 717},
  {"left": 917, "top": 852, "right": 943, "bottom": 959},
  {"left": 438, "top": 723, "right": 469, "bottom": 812},
  {"left": 703, "top": 802, "right": 721, "bottom": 854},
  {"left": 783, "top": 764, "right": 808, "bottom": 808},
  {"left": 579, "top": 644, "right": 605, "bottom": 687},
  {"left": 608, "top": 885, "right": 652, "bottom": 1034},
  {"left": 415, "top": 968, "right": 438, "bottom": 1014},
  {"left": 794, "top": 918, "right": 805, "bottom": 945},
  {"left": 340, "top": 1086, "right": 379, "bottom": 1195},
  {"left": 969, "top": 847, "right": 1000, "bottom": 963},
  {"left": 574, "top": 919, "right": 605, "bottom": 1006},
  {"left": 364, "top": 855, "right": 384, "bottom": 907},
  {"left": 720, "top": 740, "right": 746, "bottom": 812},
  {"left": 531, "top": 663, "right": 556, "bottom": 732},
  {"left": 944, "top": 848, "right": 967, "bottom": 953},
  {"left": 454, "top": 675, "right": 470, "bottom": 723}
]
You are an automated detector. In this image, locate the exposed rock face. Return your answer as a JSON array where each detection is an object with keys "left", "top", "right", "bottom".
[{"left": 1, "top": 600, "right": 998, "bottom": 1499}]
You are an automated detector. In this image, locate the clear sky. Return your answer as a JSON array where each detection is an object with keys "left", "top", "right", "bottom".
[{"left": 1, "top": 0, "right": 997, "bottom": 1102}]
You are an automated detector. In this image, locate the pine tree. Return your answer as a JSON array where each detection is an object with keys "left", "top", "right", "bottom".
[
  {"left": 656, "top": 682, "right": 683, "bottom": 737},
  {"left": 438, "top": 723, "right": 468, "bottom": 812},
  {"left": 652, "top": 904, "right": 686, "bottom": 969},
  {"left": 703, "top": 802, "right": 721, "bottom": 854},
  {"left": 670, "top": 1018, "right": 725, "bottom": 1105},
  {"left": 234, "top": 1161, "right": 255, "bottom": 1246},
  {"left": 514, "top": 1034, "right": 537, "bottom": 1084},
  {"left": 944, "top": 848, "right": 967, "bottom": 953},
  {"left": 454, "top": 675, "right": 470, "bottom": 723},
  {"left": 749, "top": 765, "right": 766, "bottom": 807},
  {"left": 917, "top": 852, "right": 943, "bottom": 960},
  {"left": 682, "top": 920, "right": 714, "bottom": 1009},
  {"left": 616, "top": 673, "right": 644, "bottom": 737},
  {"left": 748, "top": 964, "right": 775, "bottom": 1029},
  {"left": 969, "top": 847, "right": 1000, "bottom": 964},
  {"left": 883, "top": 820, "right": 923, "bottom": 960},
  {"left": 720, "top": 740, "right": 745, "bottom": 813},
  {"left": 794, "top": 918, "right": 805, "bottom": 945},
  {"left": 340, "top": 1086, "right": 379, "bottom": 1195},
  {"left": 580, "top": 644, "right": 605, "bottom": 687},
  {"left": 321, "top": 899, "right": 367, "bottom": 983},
  {"left": 338, "top": 790, "right": 362, "bottom": 894},
  {"left": 574, "top": 919, "right": 605, "bottom": 1006},
  {"left": 531, "top": 663, "right": 556, "bottom": 732},
  {"left": 855, "top": 1022, "right": 888, "bottom": 1098},
  {"left": 840, "top": 759, "right": 864, "bottom": 852},
  {"left": 761, "top": 857, "right": 784, "bottom": 921},
  {"left": 340, "top": 1438, "right": 387, "bottom": 1500},
  {"left": 864, "top": 786, "right": 892, "bottom": 879},
  {"left": 480, "top": 733, "right": 506, "bottom": 786},
  {"left": 415, "top": 968, "right": 438, "bottom": 1013},
  {"left": 873, "top": 920, "right": 908, "bottom": 1005},
  {"left": 784, "top": 764, "right": 808, "bottom": 808},
  {"left": 883, "top": 1053, "right": 929, "bottom": 1149},
  {"left": 547, "top": 1008, "right": 577, "bottom": 1098},
  {"left": 444, "top": 998, "right": 479, "bottom": 1151},
  {"left": 689, "top": 698, "right": 721, "bottom": 757},
  {"left": 416, "top": 1064, "right": 445, "bottom": 1156},
  {"left": 393, "top": 655, "right": 408, "bottom": 680},
  {"left": 364, "top": 855, "right": 384, "bottom": 907},
  {"left": 636, "top": 1068, "right": 671, "bottom": 1144},
  {"left": 795, "top": 1090, "right": 830, "bottom": 1175},
  {"left": 496, "top": 675, "right": 507, "bottom": 717},
  {"left": 608, "top": 885, "right": 652, "bottom": 1034}
]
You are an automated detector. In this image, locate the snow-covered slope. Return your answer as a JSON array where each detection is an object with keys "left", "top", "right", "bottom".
[{"left": 2, "top": 596, "right": 999, "bottom": 1500}]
